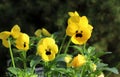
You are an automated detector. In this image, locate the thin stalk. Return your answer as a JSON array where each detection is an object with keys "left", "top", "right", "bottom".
[
  {"left": 44, "top": 62, "right": 51, "bottom": 77},
  {"left": 59, "top": 34, "right": 67, "bottom": 54},
  {"left": 64, "top": 38, "right": 71, "bottom": 54},
  {"left": 8, "top": 39, "right": 15, "bottom": 68},
  {"left": 80, "top": 44, "right": 86, "bottom": 77},
  {"left": 83, "top": 43, "right": 86, "bottom": 54},
  {"left": 22, "top": 51, "right": 27, "bottom": 69},
  {"left": 80, "top": 65, "right": 85, "bottom": 77}
]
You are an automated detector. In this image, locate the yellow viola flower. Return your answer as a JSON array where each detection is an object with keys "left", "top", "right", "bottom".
[
  {"left": 66, "top": 11, "right": 93, "bottom": 45},
  {"left": 0, "top": 31, "right": 11, "bottom": 48},
  {"left": 71, "top": 54, "right": 86, "bottom": 68},
  {"left": 0, "top": 25, "right": 21, "bottom": 48},
  {"left": 15, "top": 33, "right": 29, "bottom": 51},
  {"left": 37, "top": 37, "right": 58, "bottom": 62},
  {"left": 11, "top": 24, "right": 21, "bottom": 38},
  {"left": 34, "top": 28, "right": 51, "bottom": 37}
]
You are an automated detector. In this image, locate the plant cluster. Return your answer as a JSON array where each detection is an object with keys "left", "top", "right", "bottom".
[{"left": 0, "top": 11, "right": 118, "bottom": 77}]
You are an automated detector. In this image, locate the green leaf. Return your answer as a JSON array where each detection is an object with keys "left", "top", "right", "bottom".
[
  {"left": 51, "top": 67, "right": 67, "bottom": 74},
  {"left": 71, "top": 45, "right": 83, "bottom": 54},
  {"left": 104, "top": 67, "right": 119, "bottom": 74},
  {"left": 55, "top": 54, "right": 67, "bottom": 62},
  {"left": 88, "top": 46, "right": 95, "bottom": 54},
  {"left": 95, "top": 51, "right": 112, "bottom": 57},
  {"left": 97, "top": 63, "right": 108, "bottom": 69},
  {"left": 7, "top": 67, "right": 21, "bottom": 75},
  {"left": 30, "top": 56, "right": 41, "bottom": 67}
]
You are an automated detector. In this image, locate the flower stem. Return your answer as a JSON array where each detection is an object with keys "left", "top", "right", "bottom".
[
  {"left": 22, "top": 51, "right": 27, "bottom": 69},
  {"left": 80, "top": 65, "right": 85, "bottom": 77},
  {"left": 83, "top": 43, "right": 86, "bottom": 54},
  {"left": 64, "top": 38, "right": 71, "bottom": 54},
  {"left": 59, "top": 34, "right": 67, "bottom": 54},
  {"left": 8, "top": 39, "right": 15, "bottom": 68}
]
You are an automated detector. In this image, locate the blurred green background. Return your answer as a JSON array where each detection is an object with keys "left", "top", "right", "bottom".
[{"left": 0, "top": 0, "right": 120, "bottom": 77}]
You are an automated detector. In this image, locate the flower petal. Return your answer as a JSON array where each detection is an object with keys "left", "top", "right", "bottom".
[
  {"left": 41, "top": 28, "right": 51, "bottom": 36},
  {"left": 15, "top": 33, "right": 29, "bottom": 51},
  {"left": 0, "top": 31, "right": 11, "bottom": 48},
  {"left": 34, "top": 29, "right": 42, "bottom": 37},
  {"left": 0, "top": 31, "right": 11, "bottom": 39},
  {"left": 66, "top": 23, "right": 79, "bottom": 36},
  {"left": 68, "top": 11, "right": 79, "bottom": 17},
  {"left": 71, "top": 26, "right": 92, "bottom": 45},
  {"left": 79, "top": 16, "right": 88, "bottom": 27},
  {"left": 71, "top": 54, "right": 86, "bottom": 67},
  {"left": 11, "top": 24, "right": 21, "bottom": 38}
]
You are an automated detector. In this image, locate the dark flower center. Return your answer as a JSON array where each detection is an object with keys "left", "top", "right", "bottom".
[
  {"left": 75, "top": 30, "right": 83, "bottom": 38},
  {"left": 76, "top": 33, "right": 82, "bottom": 38},
  {"left": 24, "top": 42, "right": 26, "bottom": 47},
  {"left": 46, "top": 49, "right": 51, "bottom": 55}
]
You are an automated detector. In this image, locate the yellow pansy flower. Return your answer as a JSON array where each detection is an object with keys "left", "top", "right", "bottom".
[
  {"left": 66, "top": 11, "right": 93, "bottom": 45},
  {"left": 37, "top": 37, "right": 58, "bottom": 62},
  {"left": 15, "top": 33, "right": 29, "bottom": 51},
  {"left": 71, "top": 54, "right": 86, "bottom": 68},
  {"left": 0, "top": 25, "right": 21, "bottom": 48},
  {"left": 0, "top": 31, "right": 11, "bottom": 47},
  {"left": 34, "top": 28, "right": 51, "bottom": 37}
]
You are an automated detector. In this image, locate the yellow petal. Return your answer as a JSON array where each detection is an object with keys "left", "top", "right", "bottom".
[
  {"left": 2, "top": 39, "right": 9, "bottom": 48},
  {"left": 41, "top": 52, "right": 55, "bottom": 62},
  {"left": 37, "top": 44, "right": 46, "bottom": 55},
  {"left": 79, "top": 16, "right": 88, "bottom": 27},
  {"left": 88, "top": 24, "right": 93, "bottom": 32},
  {"left": 71, "top": 26, "right": 92, "bottom": 45},
  {"left": 15, "top": 33, "right": 29, "bottom": 51},
  {"left": 68, "top": 16, "right": 81, "bottom": 25},
  {"left": 34, "top": 29, "right": 42, "bottom": 37},
  {"left": 66, "top": 23, "right": 79, "bottom": 36},
  {"left": 11, "top": 24, "right": 21, "bottom": 38},
  {"left": 51, "top": 44, "right": 58, "bottom": 54},
  {"left": 41, "top": 28, "right": 51, "bottom": 36},
  {"left": 68, "top": 11, "right": 79, "bottom": 17},
  {"left": 0, "top": 31, "right": 11, "bottom": 39},
  {"left": 42, "top": 37, "right": 55, "bottom": 45},
  {"left": 71, "top": 54, "right": 86, "bottom": 67},
  {"left": 64, "top": 55, "right": 72, "bottom": 63},
  {"left": 0, "top": 31, "right": 11, "bottom": 48},
  {"left": 98, "top": 73, "right": 104, "bottom": 77}
]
